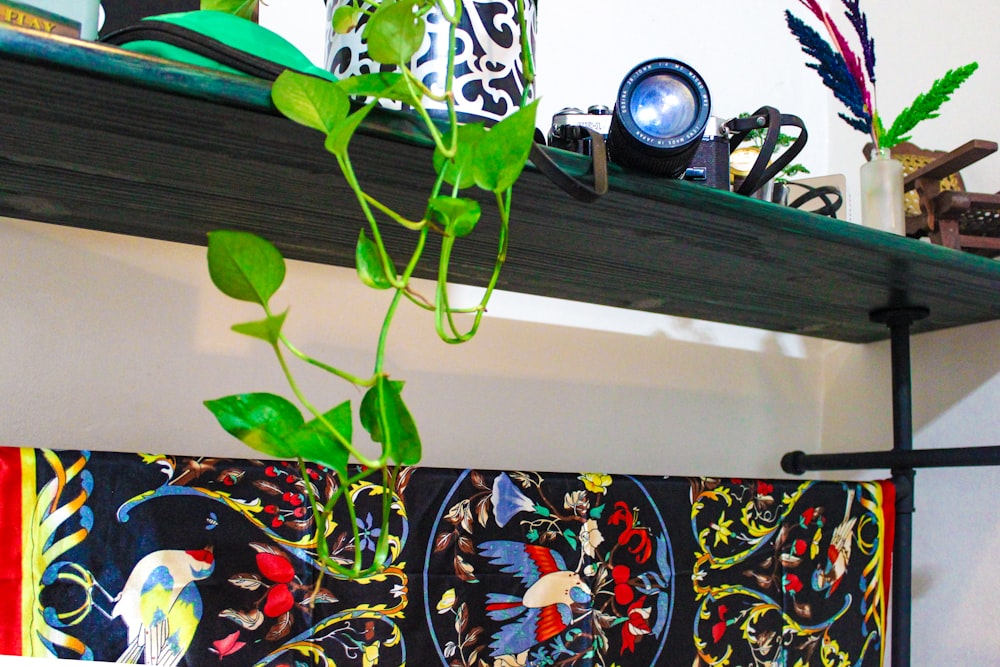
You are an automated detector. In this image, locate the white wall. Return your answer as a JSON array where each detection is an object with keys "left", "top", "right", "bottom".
[
  {"left": 0, "top": 217, "right": 822, "bottom": 478},
  {"left": 3, "top": 0, "right": 999, "bottom": 664}
]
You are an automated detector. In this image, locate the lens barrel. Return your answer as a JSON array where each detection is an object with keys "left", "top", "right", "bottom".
[{"left": 607, "top": 59, "right": 711, "bottom": 177}]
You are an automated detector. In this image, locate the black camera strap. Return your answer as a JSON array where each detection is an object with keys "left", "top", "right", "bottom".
[
  {"left": 727, "top": 106, "right": 808, "bottom": 197},
  {"left": 529, "top": 128, "right": 609, "bottom": 203},
  {"left": 788, "top": 183, "right": 843, "bottom": 218}
]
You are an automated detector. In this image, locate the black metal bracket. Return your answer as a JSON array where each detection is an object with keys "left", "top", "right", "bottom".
[{"left": 779, "top": 305, "right": 1000, "bottom": 665}]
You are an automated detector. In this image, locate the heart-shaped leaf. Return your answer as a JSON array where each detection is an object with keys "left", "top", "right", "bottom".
[
  {"left": 204, "top": 393, "right": 304, "bottom": 459},
  {"left": 332, "top": 5, "right": 362, "bottom": 34},
  {"left": 433, "top": 122, "right": 487, "bottom": 190},
  {"left": 360, "top": 378, "right": 421, "bottom": 465},
  {"left": 427, "top": 196, "right": 482, "bottom": 238},
  {"left": 207, "top": 231, "right": 285, "bottom": 307},
  {"left": 364, "top": 0, "right": 424, "bottom": 66},
  {"left": 325, "top": 101, "right": 376, "bottom": 159},
  {"left": 356, "top": 229, "right": 393, "bottom": 289},
  {"left": 473, "top": 100, "right": 539, "bottom": 192},
  {"left": 271, "top": 70, "right": 350, "bottom": 134},
  {"left": 337, "top": 72, "right": 420, "bottom": 107},
  {"left": 287, "top": 400, "right": 353, "bottom": 475}
]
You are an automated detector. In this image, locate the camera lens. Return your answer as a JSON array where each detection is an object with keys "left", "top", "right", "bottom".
[
  {"left": 629, "top": 75, "right": 698, "bottom": 137},
  {"left": 607, "top": 59, "right": 711, "bottom": 177}
]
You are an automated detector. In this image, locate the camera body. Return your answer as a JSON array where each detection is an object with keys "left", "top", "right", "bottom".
[{"left": 549, "top": 106, "right": 730, "bottom": 190}]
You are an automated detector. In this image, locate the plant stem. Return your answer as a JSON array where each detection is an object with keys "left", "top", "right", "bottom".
[
  {"left": 270, "top": 335, "right": 384, "bottom": 469},
  {"left": 279, "top": 336, "right": 372, "bottom": 386},
  {"left": 374, "top": 288, "right": 404, "bottom": 375},
  {"left": 337, "top": 154, "right": 406, "bottom": 291},
  {"left": 516, "top": 0, "right": 534, "bottom": 95},
  {"left": 362, "top": 192, "right": 426, "bottom": 230}
]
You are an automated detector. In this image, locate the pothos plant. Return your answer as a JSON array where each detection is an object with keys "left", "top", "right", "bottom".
[{"left": 202, "top": 0, "right": 538, "bottom": 585}]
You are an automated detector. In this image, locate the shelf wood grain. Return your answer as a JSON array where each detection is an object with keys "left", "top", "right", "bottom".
[{"left": 3, "top": 26, "right": 1000, "bottom": 343}]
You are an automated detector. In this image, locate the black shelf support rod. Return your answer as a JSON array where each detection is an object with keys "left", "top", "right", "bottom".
[
  {"left": 781, "top": 444, "right": 1000, "bottom": 473},
  {"left": 781, "top": 306, "right": 929, "bottom": 667},
  {"left": 875, "top": 306, "right": 924, "bottom": 667}
]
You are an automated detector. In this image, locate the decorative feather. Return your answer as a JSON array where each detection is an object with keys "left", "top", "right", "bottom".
[
  {"left": 880, "top": 62, "right": 979, "bottom": 148},
  {"left": 796, "top": 1, "right": 870, "bottom": 112},
  {"left": 842, "top": 0, "right": 876, "bottom": 82},
  {"left": 785, "top": 11, "right": 871, "bottom": 136},
  {"left": 785, "top": 1, "right": 976, "bottom": 153}
]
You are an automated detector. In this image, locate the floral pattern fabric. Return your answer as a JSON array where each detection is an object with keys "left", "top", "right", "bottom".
[{"left": 0, "top": 447, "right": 892, "bottom": 666}]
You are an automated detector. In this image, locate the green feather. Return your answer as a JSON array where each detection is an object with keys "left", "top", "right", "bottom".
[{"left": 880, "top": 62, "right": 978, "bottom": 148}]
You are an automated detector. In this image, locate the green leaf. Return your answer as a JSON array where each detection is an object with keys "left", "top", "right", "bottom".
[
  {"left": 331, "top": 5, "right": 361, "bottom": 33},
  {"left": 434, "top": 122, "right": 487, "bottom": 190},
  {"left": 363, "top": 0, "right": 424, "bottom": 66},
  {"left": 356, "top": 229, "right": 393, "bottom": 289},
  {"left": 324, "top": 101, "right": 376, "bottom": 159},
  {"left": 201, "top": 0, "right": 258, "bottom": 20},
  {"left": 207, "top": 230, "right": 285, "bottom": 306},
  {"left": 427, "top": 196, "right": 482, "bottom": 237},
  {"left": 563, "top": 528, "right": 578, "bottom": 549},
  {"left": 336, "top": 72, "right": 420, "bottom": 107},
  {"left": 881, "top": 62, "right": 978, "bottom": 148},
  {"left": 287, "top": 400, "right": 353, "bottom": 475},
  {"left": 360, "top": 377, "right": 422, "bottom": 465},
  {"left": 204, "top": 393, "right": 303, "bottom": 459},
  {"left": 473, "top": 100, "right": 539, "bottom": 192},
  {"left": 231, "top": 310, "right": 288, "bottom": 345},
  {"left": 271, "top": 70, "right": 350, "bottom": 134}
]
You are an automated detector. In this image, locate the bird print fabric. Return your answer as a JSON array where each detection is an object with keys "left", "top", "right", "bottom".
[
  {"left": 479, "top": 540, "right": 593, "bottom": 656},
  {"left": 111, "top": 547, "right": 215, "bottom": 665},
  {"left": 0, "top": 446, "right": 892, "bottom": 666}
]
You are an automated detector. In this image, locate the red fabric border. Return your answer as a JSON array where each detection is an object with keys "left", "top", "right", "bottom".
[
  {"left": 0, "top": 446, "right": 23, "bottom": 655},
  {"left": 879, "top": 479, "right": 896, "bottom": 615}
]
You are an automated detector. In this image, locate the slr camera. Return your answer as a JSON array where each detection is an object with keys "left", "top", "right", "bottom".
[{"left": 547, "top": 59, "right": 730, "bottom": 190}]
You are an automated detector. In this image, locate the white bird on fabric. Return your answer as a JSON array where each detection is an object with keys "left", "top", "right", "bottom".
[
  {"left": 812, "top": 488, "right": 858, "bottom": 596},
  {"left": 479, "top": 540, "right": 592, "bottom": 658},
  {"left": 109, "top": 546, "right": 216, "bottom": 665}
]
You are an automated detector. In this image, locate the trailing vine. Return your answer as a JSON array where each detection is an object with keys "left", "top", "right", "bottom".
[{"left": 203, "top": 0, "right": 537, "bottom": 584}]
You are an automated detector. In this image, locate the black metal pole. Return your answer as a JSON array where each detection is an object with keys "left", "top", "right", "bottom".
[
  {"left": 872, "top": 306, "right": 927, "bottom": 667},
  {"left": 779, "top": 306, "right": 934, "bottom": 664},
  {"left": 781, "top": 445, "right": 1000, "bottom": 473}
]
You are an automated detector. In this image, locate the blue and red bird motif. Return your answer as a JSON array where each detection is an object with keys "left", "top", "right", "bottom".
[{"left": 479, "top": 540, "right": 592, "bottom": 658}]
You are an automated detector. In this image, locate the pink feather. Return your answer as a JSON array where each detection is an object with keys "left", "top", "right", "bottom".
[{"left": 797, "top": 0, "right": 872, "bottom": 113}]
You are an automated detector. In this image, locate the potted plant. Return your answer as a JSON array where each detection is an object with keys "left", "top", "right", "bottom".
[{"left": 201, "top": 0, "right": 539, "bottom": 584}]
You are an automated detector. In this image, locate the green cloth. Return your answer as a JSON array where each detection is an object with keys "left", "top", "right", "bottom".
[{"left": 119, "top": 10, "right": 336, "bottom": 81}]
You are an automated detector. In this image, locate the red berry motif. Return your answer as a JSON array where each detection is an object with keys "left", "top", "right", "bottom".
[{"left": 263, "top": 583, "right": 294, "bottom": 617}]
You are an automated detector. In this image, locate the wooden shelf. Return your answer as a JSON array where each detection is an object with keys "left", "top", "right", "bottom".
[{"left": 3, "top": 26, "right": 1000, "bottom": 343}]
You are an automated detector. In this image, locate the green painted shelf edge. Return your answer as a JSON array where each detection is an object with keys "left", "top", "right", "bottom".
[{"left": 2, "top": 25, "right": 1000, "bottom": 343}]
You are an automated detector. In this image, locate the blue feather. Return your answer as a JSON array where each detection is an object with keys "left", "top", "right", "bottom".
[
  {"left": 787, "top": 11, "right": 871, "bottom": 136},
  {"left": 479, "top": 540, "right": 567, "bottom": 583},
  {"left": 485, "top": 593, "right": 526, "bottom": 621},
  {"left": 489, "top": 607, "right": 571, "bottom": 658}
]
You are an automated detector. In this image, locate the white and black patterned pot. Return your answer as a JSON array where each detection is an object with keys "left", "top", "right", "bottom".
[{"left": 325, "top": 0, "right": 537, "bottom": 124}]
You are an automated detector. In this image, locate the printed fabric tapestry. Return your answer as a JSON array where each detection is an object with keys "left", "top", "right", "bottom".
[{"left": 0, "top": 446, "right": 894, "bottom": 666}]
